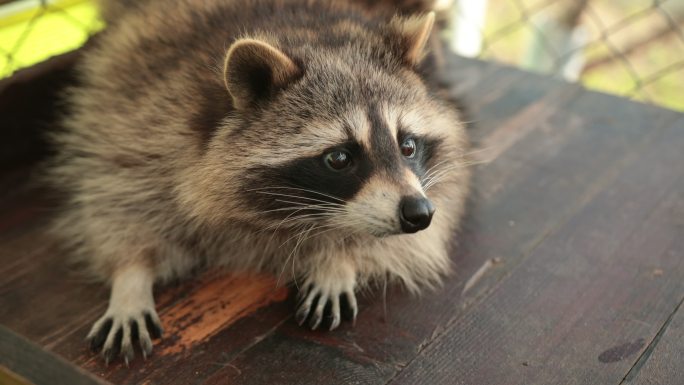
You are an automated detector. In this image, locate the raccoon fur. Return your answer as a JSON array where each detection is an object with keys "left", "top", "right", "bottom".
[{"left": 49, "top": 0, "right": 471, "bottom": 364}]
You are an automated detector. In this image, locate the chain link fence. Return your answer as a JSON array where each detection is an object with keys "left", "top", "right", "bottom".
[
  {"left": 0, "top": 0, "right": 102, "bottom": 77},
  {"left": 444, "top": 0, "right": 684, "bottom": 111},
  {"left": 1, "top": 0, "right": 683, "bottom": 110}
]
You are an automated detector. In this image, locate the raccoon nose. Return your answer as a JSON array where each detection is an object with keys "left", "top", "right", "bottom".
[{"left": 399, "top": 196, "right": 435, "bottom": 233}]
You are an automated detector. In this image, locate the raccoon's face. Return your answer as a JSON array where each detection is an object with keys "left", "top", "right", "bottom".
[{"left": 207, "top": 13, "right": 467, "bottom": 237}]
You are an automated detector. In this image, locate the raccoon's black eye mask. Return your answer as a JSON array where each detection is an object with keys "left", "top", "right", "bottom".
[{"left": 244, "top": 130, "right": 441, "bottom": 220}]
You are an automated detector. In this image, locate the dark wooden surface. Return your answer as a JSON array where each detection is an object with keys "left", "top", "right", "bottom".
[
  {"left": 0, "top": 49, "right": 682, "bottom": 385},
  {"left": 0, "top": 326, "right": 106, "bottom": 385}
]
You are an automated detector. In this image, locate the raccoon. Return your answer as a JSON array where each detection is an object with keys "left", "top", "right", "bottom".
[{"left": 49, "top": 0, "right": 470, "bottom": 364}]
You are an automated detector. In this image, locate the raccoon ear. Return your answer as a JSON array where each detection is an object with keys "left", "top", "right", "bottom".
[
  {"left": 391, "top": 11, "right": 436, "bottom": 67},
  {"left": 223, "top": 39, "right": 301, "bottom": 109}
]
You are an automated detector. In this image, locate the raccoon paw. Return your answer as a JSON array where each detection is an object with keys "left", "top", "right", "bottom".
[
  {"left": 295, "top": 282, "right": 358, "bottom": 331},
  {"left": 86, "top": 307, "right": 163, "bottom": 365}
]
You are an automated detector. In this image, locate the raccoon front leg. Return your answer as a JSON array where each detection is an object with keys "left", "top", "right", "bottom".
[
  {"left": 295, "top": 261, "right": 357, "bottom": 331},
  {"left": 87, "top": 263, "right": 162, "bottom": 365}
]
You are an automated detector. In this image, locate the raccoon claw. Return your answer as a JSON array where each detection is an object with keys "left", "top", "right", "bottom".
[
  {"left": 296, "top": 284, "right": 357, "bottom": 331},
  {"left": 87, "top": 309, "right": 162, "bottom": 364}
]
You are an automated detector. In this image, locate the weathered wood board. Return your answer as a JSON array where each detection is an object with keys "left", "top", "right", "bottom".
[{"left": 0, "top": 49, "right": 682, "bottom": 385}]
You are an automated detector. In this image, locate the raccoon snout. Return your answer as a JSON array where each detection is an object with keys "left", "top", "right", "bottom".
[{"left": 399, "top": 196, "right": 435, "bottom": 233}]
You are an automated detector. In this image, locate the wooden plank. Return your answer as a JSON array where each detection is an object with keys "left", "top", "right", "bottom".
[
  {"left": 625, "top": 297, "right": 684, "bottom": 385},
  {"left": 0, "top": 366, "right": 33, "bottom": 385},
  {"left": 0, "top": 55, "right": 547, "bottom": 385},
  {"left": 101, "top": 57, "right": 564, "bottom": 381},
  {"left": 439, "top": 56, "right": 556, "bottom": 144},
  {"left": 389, "top": 117, "right": 684, "bottom": 384},
  {"left": 203, "top": 328, "right": 396, "bottom": 385},
  {"left": 68, "top": 274, "right": 289, "bottom": 384},
  {"left": 0, "top": 222, "right": 109, "bottom": 347},
  {"left": 118, "top": 299, "right": 294, "bottom": 384},
  {"left": 78, "top": 57, "right": 566, "bottom": 385},
  {"left": 0, "top": 325, "right": 109, "bottom": 385},
  {"left": 0, "top": 182, "right": 292, "bottom": 384},
  {"left": 1, "top": 52, "right": 683, "bottom": 385},
  {"left": 196, "top": 74, "right": 682, "bottom": 383}
]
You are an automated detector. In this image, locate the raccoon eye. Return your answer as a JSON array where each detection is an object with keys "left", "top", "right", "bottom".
[
  {"left": 400, "top": 137, "right": 417, "bottom": 158},
  {"left": 323, "top": 150, "right": 352, "bottom": 171}
]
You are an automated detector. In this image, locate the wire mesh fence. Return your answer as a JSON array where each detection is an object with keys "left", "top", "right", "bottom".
[
  {"left": 1, "top": 0, "right": 683, "bottom": 111},
  {"left": 444, "top": 0, "right": 684, "bottom": 110},
  {"left": 0, "top": 0, "right": 102, "bottom": 77}
]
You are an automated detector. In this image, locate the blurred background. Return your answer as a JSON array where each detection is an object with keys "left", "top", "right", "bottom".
[{"left": 1, "top": 0, "right": 682, "bottom": 111}]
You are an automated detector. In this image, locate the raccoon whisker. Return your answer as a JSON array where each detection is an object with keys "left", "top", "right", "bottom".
[
  {"left": 277, "top": 219, "right": 350, "bottom": 249},
  {"left": 423, "top": 178, "right": 442, "bottom": 191},
  {"left": 288, "top": 226, "right": 308, "bottom": 289},
  {"left": 259, "top": 204, "right": 328, "bottom": 241},
  {"left": 275, "top": 187, "right": 346, "bottom": 203},
  {"left": 248, "top": 186, "right": 345, "bottom": 203},
  {"left": 272, "top": 199, "right": 346, "bottom": 213},
  {"left": 260, "top": 207, "right": 312, "bottom": 238},
  {"left": 422, "top": 163, "right": 473, "bottom": 190},
  {"left": 256, "top": 191, "right": 345, "bottom": 207},
  {"left": 261, "top": 208, "right": 339, "bottom": 249},
  {"left": 263, "top": 212, "right": 336, "bottom": 231},
  {"left": 463, "top": 146, "right": 495, "bottom": 157},
  {"left": 456, "top": 158, "right": 490, "bottom": 168},
  {"left": 285, "top": 224, "right": 313, "bottom": 288},
  {"left": 257, "top": 204, "right": 343, "bottom": 246},
  {"left": 261, "top": 212, "right": 305, "bottom": 260},
  {"left": 424, "top": 170, "right": 453, "bottom": 190},
  {"left": 424, "top": 170, "right": 461, "bottom": 191},
  {"left": 256, "top": 191, "right": 342, "bottom": 206},
  {"left": 297, "top": 223, "right": 355, "bottom": 243},
  {"left": 423, "top": 166, "right": 449, "bottom": 183},
  {"left": 252, "top": 208, "right": 310, "bottom": 236},
  {"left": 300, "top": 227, "right": 338, "bottom": 241},
  {"left": 423, "top": 159, "right": 453, "bottom": 178},
  {"left": 460, "top": 146, "right": 500, "bottom": 165},
  {"left": 279, "top": 223, "right": 321, "bottom": 249},
  {"left": 457, "top": 118, "right": 479, "bottom": 126},
  {"left": 422, "top": 156, "right": 483, "bottom": 186},
  {"left": 287, "top": 221, "right": 343, "bottom": 289},
  {"left": 323, "top": 220, "right": 369, "bottom": 243},
  {"left": 258, "top": 205, "right": 343, "bottom": 215},
  {"left": 259, "top": 206, "right": 308, "bottom": 214},
  {"left": 337, "top": 227, "right": 363, "bottom": 244},
  {"left": 429, "top": 163, "right": 472, "bottom": 177},
  {"left": 422, "top": 177, "right": 440, "bottom": 190},
  {"left": 421, "top": 160, "right": 456, "bottom": 186},
  {"left": 292, "top": 223, "right": 359, "bottom": 258},
  {"left": 277, "top": 223, "right": 317, "bottom": 288}
]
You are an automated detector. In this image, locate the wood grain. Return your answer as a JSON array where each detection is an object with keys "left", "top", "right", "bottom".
[
  {"left": 390, "top": 117, "right": 684, "bottom": 384},
  {"left": 0, "top": 325, "right": 108, "bottom": 385},
  {"left": 199, "top": 70, "right": 682, "bottom": 383},
  {"left": 60, "top": 272, "right": 290, "bottom": 384},
  {"left": 1, "top": 50, "right": 683, "bottom": 385},
  {"left": 626, "top": 297, "right": 684, "bottom": 385}
]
